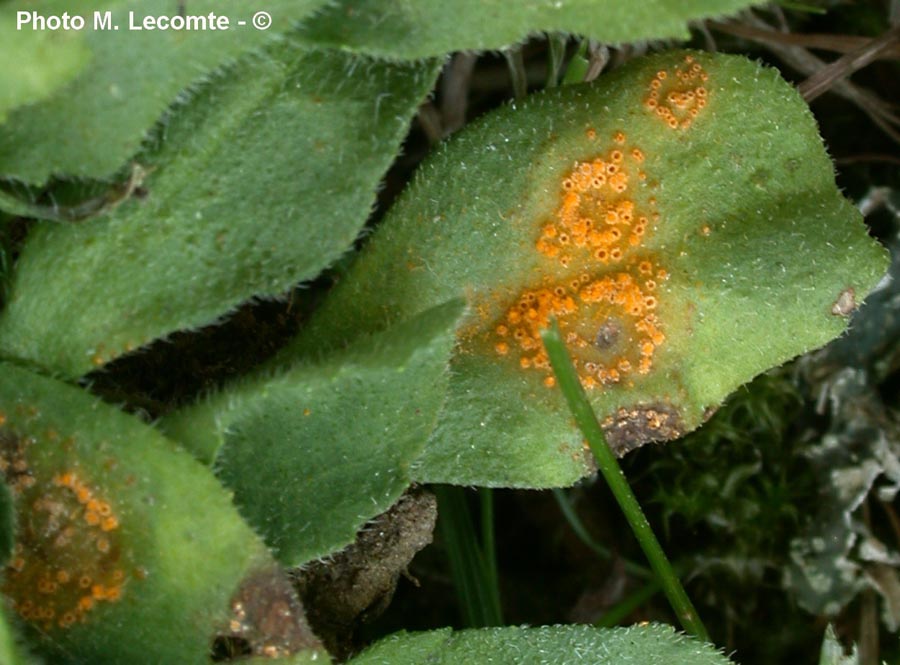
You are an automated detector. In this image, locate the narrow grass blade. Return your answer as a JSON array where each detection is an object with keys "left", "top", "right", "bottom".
[
  {"left": 541, "top": 319, "right": 708, "bottom": 641},
  {"left": 435, "top": 486, "right": 503, "bottom": 627}
]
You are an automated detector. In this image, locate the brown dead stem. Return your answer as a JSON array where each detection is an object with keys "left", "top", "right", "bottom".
[
  {"left": 717, "top": 13, "right": 900, "bottom": 145},
  {"left": 708, "top": 20, "right": 900, "bottom": 60}
]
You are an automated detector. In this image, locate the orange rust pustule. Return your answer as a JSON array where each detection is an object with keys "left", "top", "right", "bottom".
[
  {"left": 644, "top": 55, "right": 709, "bottom": 130},
  {"left": 535, "top": 136, "right": 655, "bottom": 266},
  {"left": 497, "top": 264, "right": 665, "bottom": 389},
  {"left": 489, "top": 129, "right": 668, "bottom": 389},
  {"left": 0, "top": 427, "right": 129, "bottom": 630}
]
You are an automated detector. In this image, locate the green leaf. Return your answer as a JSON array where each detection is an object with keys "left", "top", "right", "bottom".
[
  {"left": 0, "top": 605, "right": 39, "bottom": 665},
  {"left": 161, "top": 300, "right": 464, "bottom": 566},
  {"left": 296, "top": 0, "right": 761, "bottom": 60},
  {"left": 0, "top": 190, "right": 38, "bottom": 220},
  {"left": 0, "top": 362, "right": 326, "bottom": 664},
  {"left": 0, "top": 44, "right": 440, "bottom": 378},
  {"left": 283, "top": 51, "right": 888, "bottom": 488},
  {"left": 0, "top": 10, "right": 90, "bottom": 123},
  {"left": 0, "top": 0, "right": 330, "bottom": 183},
  {"left": 240, "top": 655, "right": 327, "bottom": 665},
  {"left": 348, "top": 623, "right": 733, "bottom": 664}
]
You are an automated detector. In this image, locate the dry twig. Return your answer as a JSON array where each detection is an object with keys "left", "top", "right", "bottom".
[{"left": 725, "top": 13, "right": 900, "bottom": 145}]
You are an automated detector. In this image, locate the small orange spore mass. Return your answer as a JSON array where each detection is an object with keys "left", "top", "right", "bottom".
[
  {"left": 488, "top": 128, "right": 670, "bottom": 389},
  {"left": 645, "top": 55, "right": 709, "bottom": 130},
  {"left": 0, "top": 431, "right": 131, "bottom": 631},
  {"left": 534, "top": 137, "right": 656, "bottom": 269}
]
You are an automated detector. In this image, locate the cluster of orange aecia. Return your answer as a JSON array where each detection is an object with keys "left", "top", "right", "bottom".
[
  {"left": 491, "top": 57, "right": 708, "bottom": 389},
  {"left": 0, "top": 417, "right": 132, "bottom": 630},
  {"left": 645, "top": 55, "right": 709, "bottom": 130}
]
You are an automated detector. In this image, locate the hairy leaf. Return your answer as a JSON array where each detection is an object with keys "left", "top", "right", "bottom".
[
  {"left": 0, "top": 10, "right": 89, "bottom": 123},
  {"left": 0, "top": 44, "right": 440, "bottom": 378},
  {"left": 283, "top": 51, "right": 888, "bottom": 488},
  {"left": 296, "top": 0, "right": 760, "bottom": 60},
  {"left": 0, "top": 363, "right": 325, "bottom": 663},
  {"left": 0, "top": 191, "right": 38, "bottom": 220},
  {"left": 348, "top": 623, "right": 733, "bottom": 664},
  {"left": 0, "top": 0, "right": 329, "bottom": 183},
  {"left": 161, "top": 300, "right": 463, "bottom": 566},
  {"left": 0, "top": 606, "right": 38, "bottom": 665}
]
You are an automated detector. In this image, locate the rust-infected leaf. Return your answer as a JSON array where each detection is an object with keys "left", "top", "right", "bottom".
[{"left": 278, "top": 51, "right": 886, "bottom": 488}]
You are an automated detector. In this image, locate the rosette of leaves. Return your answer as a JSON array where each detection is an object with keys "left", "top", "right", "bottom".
[{"left": 160, "top": 51, "right": 887, "bottom": 583}]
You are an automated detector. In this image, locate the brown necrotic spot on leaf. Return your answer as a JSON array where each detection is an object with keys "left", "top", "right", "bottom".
[
  {"left": 593, "top": 319, "right": 621, "bottom": 349},
  {"left": 644, "top": 54, "right": 709, "bottom": 130},
  {"left": 218, "top": 564, "right": 321, "bottom": 660},
  {"left": 0, "top": 426, "right": 130, "bottom": 630},
  {"left": 831, "top": 287, "right": 857, "bottom": 316},
  {"left": 601, "top": 403, "right": 685, "bottom": 455}
]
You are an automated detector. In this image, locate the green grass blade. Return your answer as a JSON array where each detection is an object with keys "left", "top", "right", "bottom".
[
  {"left": 435, "top": 486, "right": 503, "bottom": 627},
  {"left": 552, "top": 488, "right": 652, "bottom": 579},
  {"left": 541, "top": 319, "right": 708, "bottom": 641},
  {"left": 479, "top": 488, "right": 502, "bottom": 613},
  {"left": 595, "top": 580, "right": 662, "bottom": 628},
  {"left": 546, "top": 34, "right": 567, "bottom": 88}
]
